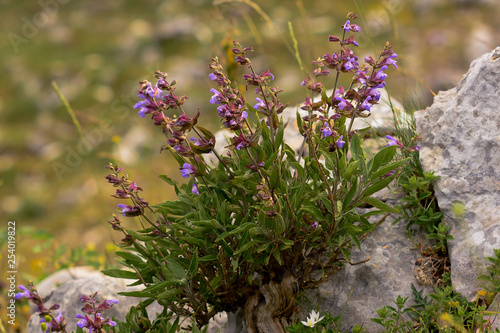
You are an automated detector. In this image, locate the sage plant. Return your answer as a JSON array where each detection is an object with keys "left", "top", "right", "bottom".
[
  {"left": 15, "top": 284, "right": 118, "bottom": 332},
  {"left": 104, "top": 12, "right": 410, "bottom": 333}
]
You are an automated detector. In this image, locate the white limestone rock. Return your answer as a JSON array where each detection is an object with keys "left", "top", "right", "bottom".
[{"left": 415, "top": 46, "right": 500, "bottom": 300}]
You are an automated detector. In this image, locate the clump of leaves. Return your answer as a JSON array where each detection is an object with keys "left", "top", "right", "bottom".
[
  {"left": 102, "top": 12, "right": 411, "bottom": 332},
  {"left": 477, "top": 249, "right": 500, "bottom": 305},
  {"left": 399, "top": 171, "right": 443, "bottom": 233},
  {"left": 372, "top": 280, "right": 498, "bottom": 332}
]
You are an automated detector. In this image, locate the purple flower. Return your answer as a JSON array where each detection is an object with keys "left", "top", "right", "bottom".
[
  {"left": 232, "top": 132, "right": 251, "bottom": 150},
  {"left": 105, "top": 299, "right": 119, "bottom": 307},
  {"left": 350, "top": 24, "right": 361, "bottom": 32},
  {"left": 190, "top": 137, "right": 202, "bottom": 146},
  {"left": 322, "top": 123, "right": 333, "bottom": 137},
  {"left": 381, "top": 53, "right": 398, "bottom": 69},
  {"left": 374, "top": 68, "right": 388, "bottom": 81},
  {"left": 76, "top": 314, "right": 90, "bottom": 329},
  {"left": 254, "top": 98, "right": 266, "bottom": 110},
  {"left": 180, "top": 163, "right": 197, "bottom": 178},
  {"left": 336, "top": 135, "right": 345, "bottom": 148},
  {"left": 15, "top": 285, "right": 31, "bottom": 299},
  {"left": 118, "top": 204, "right": 142, "bottom": 217},
  {"left": 385, "top": 135, "right": 405, "bottom": 149},
  {"left": 209, "top": 88, "right": 222, "bottom": 104},
  {"left": 173, "top": 144, "right": 191, "bottom": 156},
  {"left": 145, "top": 82, "right": 162, "bottom": 99},
  {"left": 192, "top": 182, "right": 199, "bottom": 195},
  {"left": 384, "top": 169, "right": 396, "bottom": 177},
  {"left": 129, "top": 182, "right": 141, "bottom": 192},
  {"left": 311, "top": 221, "right": 319, "bottom": 229},
  {"left": 133, "top": 99, "right": 153, "bottom": 118},
  {"left": 241, "top": 111, "right": 248, "bottom": 119},
  {"left": 359, "top": 96, "right": 372, "bottom": 111},
  {"left": 343, "top": 20, "right": 351, "bottom": 31},
  {"left": 338, "top": 99, "right": 353, "bottom": 111},
  {"left": 367, "top": 88, "right": 381, "bottom": 102},
  {"left": 208, "top": 73, "right": 217, "bottom": 81},
  {"left": 112, "top": 189, "right": 131, "bottom": 199},
  {"left": 385, "top": 135, "right": 399, "bottom": 146},
  {"left": 385, "top": 57, "right": 398, "bottom": 69},
  {"left": 260, "top": 69, "right": 274, "bottom": 80}
]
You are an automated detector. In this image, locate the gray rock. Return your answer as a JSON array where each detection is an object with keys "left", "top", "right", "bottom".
[
  {"left": 34, "top": 266, "right": 103, "bottom": 299},
  {"left": 303, "top": 188, "right": 431, "bottom": 332},
  {"left": 415, "top": 47, "right": 500, "bottom": 300},
  {"left": 26, "top": 270, "right": 162, "bottom": 333}
]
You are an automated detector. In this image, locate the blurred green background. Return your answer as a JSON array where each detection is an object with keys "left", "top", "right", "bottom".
[{"left": 0, "top": 0, "right": 499, "bottom": 329}]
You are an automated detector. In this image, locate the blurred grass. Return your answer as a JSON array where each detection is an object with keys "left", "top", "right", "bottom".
[{"left": 0, "top": 0, "right": 499, "bottom": 329}]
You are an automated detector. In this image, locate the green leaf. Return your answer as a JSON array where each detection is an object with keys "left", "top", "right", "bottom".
[
  {"left": 350, "top": 134, "right": 364, "bottom": 161},
  {"left": 319, "top": 148, "right": 337, "bottom": 172},
  {"left": 132, "top": 241, "right": 151, "bottom": 258},
  {"left": 154, "top": 201, "right": 192, "bottom": 216},
  {"left": 117, "top": 290, "right": 153, "bottom": 297},
  {"left": 363, "top": 174, "right": 397, "bottom": 197},
  {"left": 274, "top": 213, "right": 286, "bottom": 234},
  {"left": 342, "top": 178, "right": 359, "bottom": 211},
  {"left": 159, "top": 174, "right": 176, "bottom": 186},
  {"left": 276, "top": 119, "right": 284, "bottom": 149},
  {"left": 320, "top": 89, "right": 330, "bottom": 105},
  {"left": 273, "top": 251, "right": 282, "bottom": 265},
  {"left": 102, "top": 269, "right": 138, "bottom": 279},
  {"left": 300, "top": 206, "right": 325, "bottom": 220},
  {"left": 115, "top": 251, "right": 145, "bottom": 263},
  {"left": 370, "top": 158, "right": 410, "bottom": 180},
  {"left": 361, "top": 196, "right": 399, "bottom": 213},
  {"left": 166, "top": 259, "right": 186, "bottom": 280},
  {"left": 166, "top": 145, "right": 187, "bottom": 166},
  {"left": 256, "top": 242, "right": 270, "bottom": 253},
  {"left": 194, "top": 125, "right": 216, "bottom": 146},
  {"left": 340, "top": 247, "right": 351, "bottom": 262},
  {"left": 369, "top": 145, "right": 397, "bottom": 173},
  {"left": 343, "top": 160, "right": 359, "bottom": 182},
  {"left": 350, "top": 234, "right": 361, "bottom": 250},
  {"left": 234, "top": 240, "right": 261, "bottom": 256},
  {"left": 157, "top": 288, "right": 183, "bottom": 300},
  {"left": 198, "top": 254, "right": 217, "bottom": 262},
  {"left": 270, "top": 165, "right": 280, "bottom": 190},
  {"left": 265, "top": 150, "right": 280, "bottom": 169},
  {"left": 127, "top": 229, "right": 157, "bottom": 242},
  {"left": 296, "top": 110, "right": 305, "bottom": 136},
  {"left": 145, "top": 280, "right": 179, "bottom": 292},
  {"left": 215, "top": 222, "right": 258, "bottom": 242},
  {"left": 189, "top": 249, "right": 199, "bottom": 277},
  {"left": 219, "top": 239, "right": 234, "bottom": 256}
]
